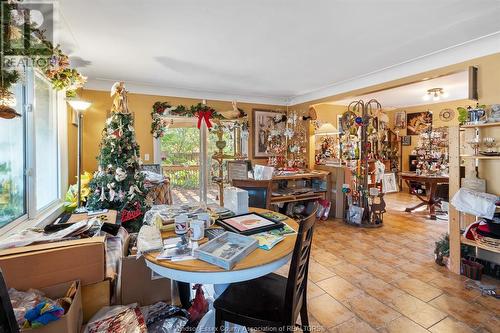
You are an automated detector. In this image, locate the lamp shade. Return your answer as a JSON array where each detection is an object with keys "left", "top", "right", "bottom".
[
  {"left": 67, "top": 99, "right": 92, "bottom": 111},
  {"left": 315, "top": 122, "right": 339, "bottom": 136}
]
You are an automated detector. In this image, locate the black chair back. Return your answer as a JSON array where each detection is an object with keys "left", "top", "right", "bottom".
[
  {"left": 284, "top": 203, "right": 318, "bottom": 324},
  {"left": 0, "top": 269, "right": 19, "bottom": 333},
  {"left": 232, "top": 179, "right": 272, "bottom": 209}
]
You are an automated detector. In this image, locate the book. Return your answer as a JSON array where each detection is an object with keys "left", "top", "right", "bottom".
[
  {"left": 267, "top": 222, "right": 296, "bottom": 236},
  {"left": 251, "top": 232, "right": 284, "bottom": 250},
  {"left": 260, "top": 211, "right": 288, "bottom": 221}
]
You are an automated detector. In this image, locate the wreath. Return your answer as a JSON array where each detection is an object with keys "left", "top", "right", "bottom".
[{"left": 151, "top": 102, "right": 225, "bottom": 138}]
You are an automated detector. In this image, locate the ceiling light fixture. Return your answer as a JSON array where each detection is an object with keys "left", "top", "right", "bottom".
[{"left": 423, "top": 88, "right": 445, "bottom": 102}]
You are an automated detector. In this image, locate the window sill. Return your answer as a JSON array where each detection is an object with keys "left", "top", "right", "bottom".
[{"left": 0, "top": 202, "right": 64, "bottom": 240}]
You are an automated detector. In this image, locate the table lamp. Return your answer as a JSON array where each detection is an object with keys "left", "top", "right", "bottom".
[
  {"left": 315, "top": 122, "right": 339, "bottom": 136},
  {"left": 67, "top": 98, "right": 92, "bottom": 209}
]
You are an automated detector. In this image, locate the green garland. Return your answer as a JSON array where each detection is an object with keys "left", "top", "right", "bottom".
[
  {"left": 151, "top": 101, "right": 225, "bottom": 138},
  {"left": 1, "top": 0, "right": 85, "bottom": 96}
]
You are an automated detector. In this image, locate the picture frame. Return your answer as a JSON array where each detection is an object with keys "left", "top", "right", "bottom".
[
  {"left": 252, "top": 109, "right": 283, "bottom": 158},
  {"left": 348, "top": 205, "right": 364, "bottom": 224},
  {"left": 401, "top": 135, "right": 412, "bottom": 146},
  {"left": 394, "top": 111, "right": 406, "bottom": 129},
  {"left": 227, "top": 160, "right": 249, "bottom": 182},
  {"left": 194, "top": 232, "right": 259, "bottom": 270},
  {"left": 217, "top": 212, "right": 284, "bottom": 235},
  {"left": 337, "top": 114, "right": 344, "bottom": 135},
  {"left": 382, "top": 172, "right": 399, "bottom": 193},
  {"left": 406, "top": 111, "right": 432, "bottom": 135}
]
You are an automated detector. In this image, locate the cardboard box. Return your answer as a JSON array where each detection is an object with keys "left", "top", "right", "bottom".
[
  {"left": 117, "top": 236, "right": 171, "bottom": 306},
  {"left": 21, "top": 280, "right": 83, "bottom": 333},
  {"left": 0, "top": 237, "right": 106, "bottom": 290},
  {"left": 81, "top": 279, "right": 111, "bottom": 323}
]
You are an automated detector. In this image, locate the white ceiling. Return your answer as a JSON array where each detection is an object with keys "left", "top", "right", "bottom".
[
  {"left": 331, "top": 70, "right": 469, "bottom": 108},
  {"left": 57, "top": 0, "right": 500, "bottom": 105}
]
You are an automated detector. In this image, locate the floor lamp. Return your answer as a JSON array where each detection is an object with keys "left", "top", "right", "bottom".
[{"left": 67, "top": 99, "right": 92, "bottom": 210}]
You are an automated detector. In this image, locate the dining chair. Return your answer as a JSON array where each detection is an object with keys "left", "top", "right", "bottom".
[
  {"left": 0, "top": 269, "right": 19, "bottom": 333},
  {"left": 214, "top": 203, "right": 318, "bottom": 333},
  {"left": 231, "top": 179, "right": 273, "bottom": 209}
]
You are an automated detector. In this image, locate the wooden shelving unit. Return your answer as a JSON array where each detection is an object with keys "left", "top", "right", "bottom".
[
  {"left": 271, "top": 191, "right": 326, "bottom": 204},
  {"left": 449, "top": 122, "right": 500, "bottom": 274},
  {"left": 460, "top": 155, "right": 500, "bottom": 160},
  {"left": 460, "top": 122, "right": 500, "bottom": 128},
  {"left": 461, "top": 236, "right": 500, "bottom": 254}
]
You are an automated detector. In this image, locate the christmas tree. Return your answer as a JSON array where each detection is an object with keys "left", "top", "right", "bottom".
[{"left": 86, "top": 82, "right": 149, "bottom": 231}]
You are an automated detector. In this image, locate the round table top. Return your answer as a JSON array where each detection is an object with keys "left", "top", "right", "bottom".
[{"left": 144, "top": 208, "right": 298, "bottom": 274}]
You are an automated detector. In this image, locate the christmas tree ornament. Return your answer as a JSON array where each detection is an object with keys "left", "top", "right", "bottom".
[{"left": 115, "top": 167, "right": 127, "bottom": 182}]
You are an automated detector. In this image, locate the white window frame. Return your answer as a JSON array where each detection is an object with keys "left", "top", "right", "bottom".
[{"left": 0, "top": 67, "right": 68, "bottom": 237}]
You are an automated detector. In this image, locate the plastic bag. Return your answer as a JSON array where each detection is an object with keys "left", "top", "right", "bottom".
[
  {"left": 84, "top": 304, "right": 147, "bottom": 333},
  {"left": 136, "top": 225, "right": 163, "bottom": 258},
  {"left": 8, "top": 288, "right": 45, "bottom": 327},
  {"left": 140, "top": 302, "right": 188, "bottom": 333}
]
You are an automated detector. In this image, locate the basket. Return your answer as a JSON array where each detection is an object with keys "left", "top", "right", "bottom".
[{"left": 461, "top": 258, "right": 484, "bottom": 280}]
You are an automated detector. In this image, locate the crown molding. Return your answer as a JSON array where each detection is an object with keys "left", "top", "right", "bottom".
[
  {"left": 84, "top": 79, "right": 290, "bottom": 106},
  {"left": 289, "top": 31, "right": 500, "bottom": 106}
]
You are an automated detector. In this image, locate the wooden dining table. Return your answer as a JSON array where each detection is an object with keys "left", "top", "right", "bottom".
[
  {"left": 400, "top": 172, "right": 449, "bottom": 220},
  {"left": 144, "top": 207, "right": 298, "bottom": 308}
]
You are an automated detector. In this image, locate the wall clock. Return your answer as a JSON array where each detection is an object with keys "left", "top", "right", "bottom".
[{"left": 439, "top": 108, "right": 455, "bottom": 122}]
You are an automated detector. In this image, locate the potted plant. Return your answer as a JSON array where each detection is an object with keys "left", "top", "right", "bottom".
[{"left": 434, "top": 233, "right": 449, "bottom": 266}]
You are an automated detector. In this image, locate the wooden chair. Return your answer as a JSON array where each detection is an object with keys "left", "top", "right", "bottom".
[
  {"left": 0, "top": 269, "right": 19, "bottom": 333},
  {"left": 214, "top": 203, "right": 318, "bottom": 333},
  {"left": 231, "top": 179, "right": 272, "bottom": 209}
]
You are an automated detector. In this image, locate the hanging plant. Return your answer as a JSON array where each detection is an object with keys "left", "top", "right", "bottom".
[{"left": 0, "top": 1, "right": 86, "bottom": 97}]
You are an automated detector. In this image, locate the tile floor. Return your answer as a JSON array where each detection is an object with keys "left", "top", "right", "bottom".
[{"left": 277, "top": 192, "right": 500, "bottom": 333}]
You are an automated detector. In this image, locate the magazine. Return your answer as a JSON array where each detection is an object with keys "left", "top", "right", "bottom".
[{"left": 251, "top": 232, "right": 284, "bottom": 250}]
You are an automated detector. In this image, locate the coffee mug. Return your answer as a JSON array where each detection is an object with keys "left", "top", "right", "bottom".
[
  {"left": 196, "top": 213, "right": 212, "bottom": 228},
  {"left": 190, "top": 219, "right": 205, "bottom": 241},
  {"left": 174, "top": 214, "right": 189, "bottom": 235}
]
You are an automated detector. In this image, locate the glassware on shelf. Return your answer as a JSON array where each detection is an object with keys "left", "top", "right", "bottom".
[
  {"left": 483, "top": 137, "right": 496, "bottom": 152},
  {"left": 467, "top": 138, "right": 481, "bottom": 156}
]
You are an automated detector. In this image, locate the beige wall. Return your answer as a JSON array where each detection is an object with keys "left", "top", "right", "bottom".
[
  {"left": 295, "top": 53, "right": 500, "bottom": 192},
  {"left": 67, "top": 89, "right": 284, "bottom": 183},
  {"left": 388, "top": 100, "right": 469, "bottom": 173},
  {"left": 68, "top": 53, "right": 500, "bottom": 191}
]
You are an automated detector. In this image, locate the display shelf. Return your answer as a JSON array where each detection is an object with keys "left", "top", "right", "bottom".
[
  {"left": 461, "top": 122, "right": 500, "bottom": 128},
  {"left": 271, "top": 191, "right": 326, "bottom": 204},
  {"left": 461, "top": 236, "right": 500, "bottom": 254},
  {"left": 272, "top": 171, "right": 329, "bottom": 180},
  {"left": 460, "top": 155, "right": 500, "bottom": 160}
]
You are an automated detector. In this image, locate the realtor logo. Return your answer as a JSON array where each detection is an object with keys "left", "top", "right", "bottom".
[{"left": 1, "top": 1, "right": 54, "bottom": 57}]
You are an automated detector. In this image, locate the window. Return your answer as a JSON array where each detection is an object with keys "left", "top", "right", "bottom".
[
  {"left": 0, "top": 68, "right": 65, "bottom": 231},
  {"left": 34, "top": 73, "right": 59, "bottom": 210},
  {"left": 0, "top": 83, "right": 26, "bottom": 228}
]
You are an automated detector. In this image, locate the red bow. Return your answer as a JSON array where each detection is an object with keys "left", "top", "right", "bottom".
[{"left": 197, "top": 110, "right": 212, "bottom": 129}]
